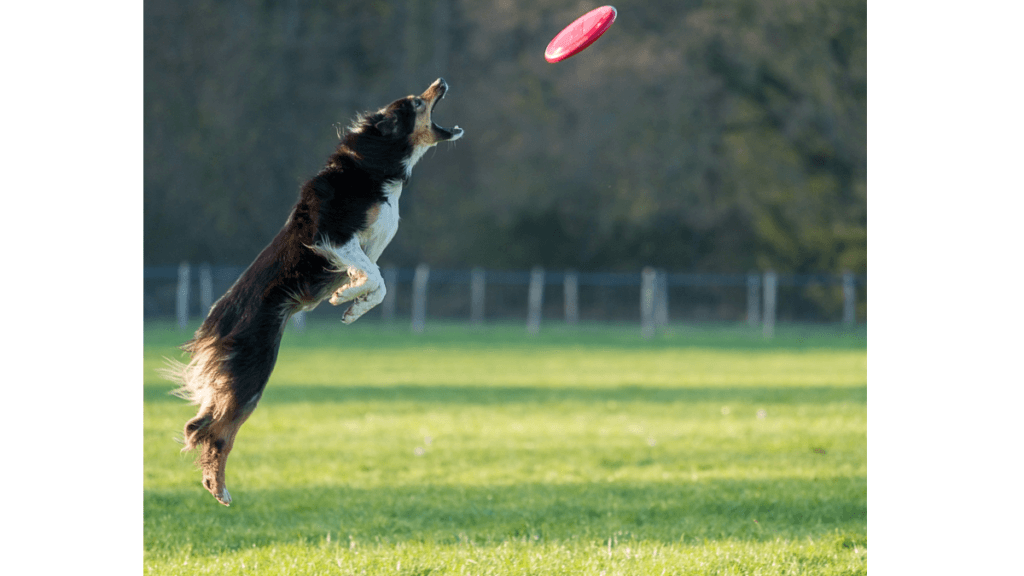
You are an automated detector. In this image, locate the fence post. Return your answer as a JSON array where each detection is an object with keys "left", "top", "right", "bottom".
[
  {"left": 563, "top": 269, "right": 579, "bottom": 325},
  {"left": 747, "top": 272, "right": 761, "bottom": 326},
  {"left": 470, "top": 267, "right": 486, "bottom": 325},
  {"left": 526, "top": 266, "right": 545, "bottom": 334},
  {"left": 176, "top": 261, "right": 191, "bottom": 330},
  {"left": 381, "top": 266, "right": 397, "bottom": 322},
  {"left": 198, "top": 262, "right": 213, "bottom": 318},
  {"left": 842, "top": 270, "right": 856, "bottom": 325},
  {"left": 411, "top": 264, "right": 429, "bottom": 333},
  {"left": 762, "top": 270, "right": 777, "bottom": 338},
  {"left": 655, "top": 269, "right": 669, "bottom": 328},
  {"left": 641, "top": 267, "right": 657, "bottom": 339}
]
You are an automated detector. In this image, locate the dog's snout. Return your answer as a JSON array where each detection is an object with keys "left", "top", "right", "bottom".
[
  {"left": 429, "top": 78, "right": 448, "bottom": 100},
  {"left": 421, "top": 78, "right": 450, "bottom": 107}
]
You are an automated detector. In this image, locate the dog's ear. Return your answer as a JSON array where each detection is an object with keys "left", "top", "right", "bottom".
[{"left": 374, "top": 114, "right": 398, "bottom": 137}]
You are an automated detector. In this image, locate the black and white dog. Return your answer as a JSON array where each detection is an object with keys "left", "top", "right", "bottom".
[{"left": 165, "top": 79, "right": 463, "bottom": 506}]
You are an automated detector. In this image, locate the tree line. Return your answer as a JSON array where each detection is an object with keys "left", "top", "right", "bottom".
[{"left": 144, "top": 0, "right": 865, "bottom": 277}]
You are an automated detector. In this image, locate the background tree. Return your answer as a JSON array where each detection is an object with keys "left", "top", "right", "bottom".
[{"left": 144, "top": 0, "right": 865, "bottom": 276}]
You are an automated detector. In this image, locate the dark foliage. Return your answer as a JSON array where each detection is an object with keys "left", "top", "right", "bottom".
[{"left": 145, "top": 0, "right": 865, "bottom": 275}]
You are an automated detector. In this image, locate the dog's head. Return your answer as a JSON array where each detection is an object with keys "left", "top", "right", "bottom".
[
  {"left": 347, "top": 78, "right": 463, "bottom": 177},
  {"left": 378, "top": 78, "right": 464, "bottom": 145}
]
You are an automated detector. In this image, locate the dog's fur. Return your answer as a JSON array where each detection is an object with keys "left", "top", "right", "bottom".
[{"left": 164, "top": 79, "right": 463, "bottom": 506}]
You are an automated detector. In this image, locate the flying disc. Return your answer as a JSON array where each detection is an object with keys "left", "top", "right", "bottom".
[{"left": 544, "top": 5, "right": 617, "bottom": 63}]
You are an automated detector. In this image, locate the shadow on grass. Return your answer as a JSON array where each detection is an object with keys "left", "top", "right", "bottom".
[
  {"left": 144, "top": 383, "right": 866, "bottom": 406},
  {"left": 144, "top": 477, "right": 866, "bottom": 553}
]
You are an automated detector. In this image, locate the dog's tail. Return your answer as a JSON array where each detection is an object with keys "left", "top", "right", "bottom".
[{"left": 160, "top": 336, "right": 234, "bottom": 452}]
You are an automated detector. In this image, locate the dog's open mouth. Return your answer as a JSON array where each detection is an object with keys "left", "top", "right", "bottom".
[{"left": 425, "top": 78, "right": 463, "bottom": 142}]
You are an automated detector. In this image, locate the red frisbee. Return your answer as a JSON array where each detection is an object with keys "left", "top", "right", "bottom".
[{"left": 544, "top": 5, "right": 617, "bottom": 63}]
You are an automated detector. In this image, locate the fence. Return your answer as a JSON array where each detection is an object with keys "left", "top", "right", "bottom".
[{"left": 145, "top": 263, "right": 866, "bottom": 337}]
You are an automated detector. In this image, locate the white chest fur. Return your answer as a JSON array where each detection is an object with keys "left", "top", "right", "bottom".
[{"left": 357, "top": 179, "right": 402, "bottom": 263}]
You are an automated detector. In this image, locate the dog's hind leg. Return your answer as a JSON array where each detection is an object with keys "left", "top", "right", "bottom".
[
  {"left": 174, "top": 329, "right": 282, "bottom": 506},
  {"left": 183, "top": 392, "right": 260, "bottom": 506}
]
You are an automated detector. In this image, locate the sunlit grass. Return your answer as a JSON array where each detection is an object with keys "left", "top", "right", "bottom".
[{"left": 144, "top": 321, "right": 866, "bottom": 575}]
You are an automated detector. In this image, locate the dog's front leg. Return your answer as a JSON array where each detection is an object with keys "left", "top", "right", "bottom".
[{"left": 325, "top": 237, "right": 386, "bottom": 324}]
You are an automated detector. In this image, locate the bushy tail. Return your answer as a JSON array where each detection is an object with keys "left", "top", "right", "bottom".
[{"left": 160, "top": 336, "right": 233, "bottom": 452}]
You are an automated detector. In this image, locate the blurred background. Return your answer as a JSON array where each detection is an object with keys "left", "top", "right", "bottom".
[{"left": 144, "top": 0, "right": 865, "bottom": 325}]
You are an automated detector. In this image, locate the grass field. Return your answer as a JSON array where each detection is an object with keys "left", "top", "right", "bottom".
[{"left": 143, "top": 320, "right": 866, "bottom": 575}]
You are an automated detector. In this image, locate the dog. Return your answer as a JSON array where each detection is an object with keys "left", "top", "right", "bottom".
[{"left": 164, "top": 79, "right": 463, "bottom": 506}]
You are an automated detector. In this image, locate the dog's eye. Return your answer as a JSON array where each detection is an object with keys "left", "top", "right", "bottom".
[{"left": 413, "top": 98, "right": 425, "bottom": 110}]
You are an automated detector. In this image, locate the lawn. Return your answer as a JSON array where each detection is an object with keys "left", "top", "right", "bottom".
[{"left": 143, "top": 320, "right": 866, "bottom": 575}]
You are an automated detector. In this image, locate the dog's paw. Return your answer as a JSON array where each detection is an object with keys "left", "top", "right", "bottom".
[
  {"left": 341, "top": 286, "right": 386, "bottom": 324},
  {"left": 330, "top": 268, "right": 372, "bottom": 306},
  {"left": 203, "top": 474, "right": 232, "bottom": 506},
  {"left": 214, "top": 486, "right": 232, "bottom": 506},
  {"left": 341, "top": 300, "right": 368, "bottom": 324},
  {"left": 331, "top": 284, "right": 370, "bottom": 306}
]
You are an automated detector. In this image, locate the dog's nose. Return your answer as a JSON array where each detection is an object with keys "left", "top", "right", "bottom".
[{"left": 429, "top": 78, "right": 449, "bottom": 100}]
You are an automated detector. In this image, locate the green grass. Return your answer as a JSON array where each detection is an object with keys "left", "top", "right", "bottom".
[{"left": 144, "top": 320, "right": 866, "bottom": 575}]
